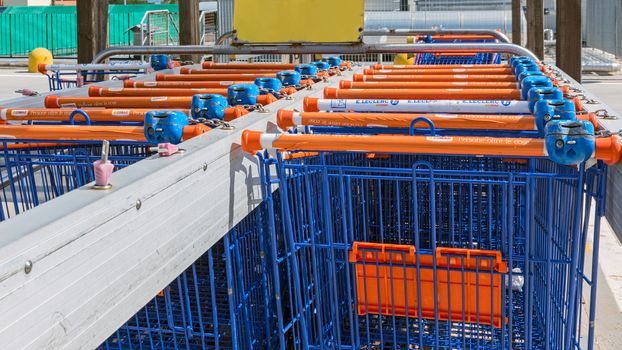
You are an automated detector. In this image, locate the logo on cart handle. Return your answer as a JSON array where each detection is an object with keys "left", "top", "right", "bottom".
[{"left": 390, "top": 100, "right": 400, "bottom": 105}]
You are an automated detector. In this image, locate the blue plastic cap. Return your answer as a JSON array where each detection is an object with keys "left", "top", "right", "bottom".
[
  {"left": 510, "top": 56, "right": 533, "bottom": 68},
  {"left": 324, "top": 56, "right": 342, "bottom": 67},
  {"left": 294, "top": 64, "right": 318, "bottom": 77},
  {"left": 277, "top": 70, "right": 302, "bottom": 87},
  {"left": 533, "top": 99, "right": 576, "bottom": 133},
  {"left": 144, "top": 110, "right": 189, "bottom": 144},
  {"left": 150, "top": 54, "right": 169, "bottom": 71},
  {"left": 545, "top": 120, "right": 595, "bottom": 165},
  {"left": 254, "top": 77, "right": 283, "bottom": 92},
  {"left": 312, "top": 61, "right": 331, "bottom": 71},
  {"left": 511, "top": 57, "right": 534, "bottom": 69},
  {"left": 191, "top": 94, "right": 229, "bottom": 120},
  {"left": 527, "top": 87, "right": 564, "bottom": 112},
  {"left": 517, "top": 71, "right": 546, "bottom": 84},
  {"left": 422, "top": 35, "right": 434, "bottom": 43},
  {"left": 521, "top": 76, "right": 553, "bottom": 99},
  {"left": 514, "top": 62, "right": 541, "bottom": 77},
  {"left": 227, "top": 83, "right": 260, "bottom": 106}
]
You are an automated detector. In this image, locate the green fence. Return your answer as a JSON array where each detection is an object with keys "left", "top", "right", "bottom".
[{"left": 0, "top": 4, "right": 179, "bottom": 58}]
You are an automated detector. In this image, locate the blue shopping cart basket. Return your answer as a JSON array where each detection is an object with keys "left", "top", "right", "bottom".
[{"left": 252, "top": 144, "right": 607, "bottom": 350}]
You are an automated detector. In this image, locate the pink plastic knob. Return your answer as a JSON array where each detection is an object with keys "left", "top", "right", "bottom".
[
  {"left": 93, "top": 160, "right": 114, "bottom": 187},
  {"left": 157, "top": 142, "right": 179, "bottom": 156}
]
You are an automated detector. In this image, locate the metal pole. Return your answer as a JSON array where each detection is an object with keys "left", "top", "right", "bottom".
[
  {"left": 556, "top": 0, "right": 582, "bottom": 82},
  {"left": 512, "top": 0, "right": 522, "bottom": 45},
  {"left": 526, "top": 0, "right": 544, "bottom": 60},
  {"left": 92, "top": 43, "right": 540, "bottom": 64}
]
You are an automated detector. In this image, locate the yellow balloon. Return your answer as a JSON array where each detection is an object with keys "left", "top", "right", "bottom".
[{"left": 28, "top": 48, "right": 53, "bottom": 73}]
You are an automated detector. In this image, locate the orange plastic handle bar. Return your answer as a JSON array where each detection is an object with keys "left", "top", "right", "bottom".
[
  {"left": 276, "top": 110, "right": 537, "bottom": 131},
  {"left": 364, "top": 68, "right": 513, "bottom": 75},
  {"left": 45, "top": 95, "right": 276, "bottom": 109},
  {"left": 340, "top": 80, "right": 519, "bottom": 89},
  {"left": 45, "top": 95, "right": 194, "bottom": 109},
  {"left": 0, "top": 108, "right": 152, "bottom": 122},
  {"left": 0, "top": 125, "right": 144, "bottom": 140},
  {"left": 181, "top": 68, "right": 283, "bottom": 75},
  {"left": 202, "top": 62, "right": 297, "bottom": 70},
  {"left": 426, "top": 34, "right": 499, "bottom": 41},
  {"left": 156, "top": 73, "right": 277, "bottom": 82},
  {"left": 353, "top": 74, "right": 517, "bottom": 83},
  {"left": 0, "top": 124, "right": 210, "bottom": 141},
  {"left": 88, "top": 86, "right": 228, "bottom": 97},
  {"left": 241, "top": 130, "right": 546, "bottom": 157},
  {"left": 323, "top": 87, "right": 522, "bottom": 100},
  {"left": 372, "top": 63, "right": 510, "bottom": 70},
  {"left": 242, "top": 131, "right": 621, "bottom": 164},
  {"left": 125, "top": 80, "right": 245, "bottom": 88}
]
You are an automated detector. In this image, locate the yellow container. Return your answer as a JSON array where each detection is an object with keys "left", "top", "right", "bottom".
[
  {"left": 234, "top": 0, "right": 364, "bottom": 43},
  {"left": 28, "top": 48, "right": 53, "bottom": 73}
]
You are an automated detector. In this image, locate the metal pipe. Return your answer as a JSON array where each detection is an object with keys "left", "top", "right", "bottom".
[
  {"left": 215, "top": 30, "right": 236, "bottom": 45},
  {"left": 93, "top": 43, "right": 539, "bottom": 64},
  {"left": 362, "top": 29, "right": 511, "bottom": 43}
]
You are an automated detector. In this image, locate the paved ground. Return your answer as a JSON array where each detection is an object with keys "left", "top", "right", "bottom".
[
  {"left": 583, "top": 72, "right": 622, "bottom": 112},
  {"left": 0, "top": 67, "right": 50, "bottom": 101}
]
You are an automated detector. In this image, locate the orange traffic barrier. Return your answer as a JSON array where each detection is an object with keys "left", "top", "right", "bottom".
[
  {"left": 372, "top": 63, "right": 510, "bottom": 70},
  {"left": 0, "top": 124, "right": 209, "bottom": 141},
  {"left": 180, "top": 68, "right": 283, "bottom": 75},
  {"left": 363, "top": 68, "right": 513, "bottom": 75},
  {"left": 88, "top": 86, "right": 228, "bottom": 97},
  {"left": 0, "top": 108, "right": 151, "bottom": 122},
  {"left": 241, "top": 130, "right": 621, "bottom": 164},
  {"left": 124, "top": 80, "right": 245, "bottom": 88},
  {"left": 323, "top": 87, "right": 522, "bottom": 100},
  {"left": 45, "top": 95, "right": 276, "bottom": 109},
  {"left": 339, "top": 80, "right": 518, "bottom": 89},
  {"left": 276, "top": 110, "right": 538, "bottom": 131},
  {"left": 353, "top": 74, "right": 517, "bottom": 83},
  {"left": 349, "top": 242, "right": 507, "bottom": 328},
  {"left": 202, "top": 62, "right": 297, "bottom": 70},
  {"left": 156, "top": 73, "right": 277, "bottom": 82}
]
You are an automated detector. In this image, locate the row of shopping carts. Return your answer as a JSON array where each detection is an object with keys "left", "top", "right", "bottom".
[
  {"left": 3, "top": 33, "right": 618, "bottom": 350},
  {"left": 0, "top": 57, "right": 348, "bottom": 222},
  {"left": 236, "top": 40, "right": 620, "bottom": 349}
]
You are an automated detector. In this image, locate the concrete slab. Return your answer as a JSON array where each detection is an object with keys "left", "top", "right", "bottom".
[{"left": 0, "top": 68, "right": 50, "bottom": 101}]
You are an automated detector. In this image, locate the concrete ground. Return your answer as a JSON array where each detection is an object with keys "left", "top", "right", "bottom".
[{"left": 0, "top": 67, "right": 50, "bottom": 100}]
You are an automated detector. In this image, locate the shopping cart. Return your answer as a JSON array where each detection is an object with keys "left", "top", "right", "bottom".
[
  {"left": 100, "top": 203, "right": 275, "bottom": 350},
  {"left": 414, "top": 34, "right": 502, "bottom": 65},
  {"left": 39, "top": 62, "right": 154, "bottom": 92},
  {"left": 244, "top": 130, "right": 613, "bottom": 350},
  {"left": 0, "top": 139, "right": 149, "bottom": 222}
]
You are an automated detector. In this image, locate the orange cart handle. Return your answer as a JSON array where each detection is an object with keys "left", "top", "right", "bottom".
[
  {"left": 242, "top": 130, "right": 622, "bottom": 165},
  {"left": 156, "top": 73, "right": 277, "bottom": 82},
  {"left": 353, "top": 74, "right": 518, "bottom": 83},
  {"left": 323, "top": 87, "right": 522, "bottom": 100},
  {"left": 202, "top": 62, "right": 297, "bottom": 70},
  {"left": 340, "top": 80, "right": 519, "bottom": 90},
  {"left": 276, "top": 110, "right": 538, "bottom": 131},
  {"left": 364, "top": 68, "right": 513, "bottom": 75},
  {"left": 88, "top": 86, "right": 228, "bottom": 97},
  {"left": 125, "top": 80, "right": 244, "bottom": 88},
  {"left": 181, "top": 68, "right": 284, "bottom": 75},
  {"left": 372, "top": 63, "right": 510, "bottom": 70}
]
